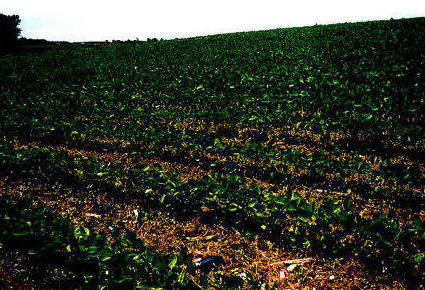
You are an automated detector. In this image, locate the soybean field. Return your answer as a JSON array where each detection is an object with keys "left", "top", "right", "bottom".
[{"left": 1, "top": 17, "right": 425, "bottom": 288}]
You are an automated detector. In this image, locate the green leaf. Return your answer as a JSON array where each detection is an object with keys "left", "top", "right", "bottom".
[
  {"left": 143, "top": 165, "right": 150, "bottom": 172},
  {"left": 169, "top": 255, "right": 178, "bottom": 270},
  {"left": 159, "top": 194, "right": 166, "bottom": 203},
  {"left": 414, "top": 253, "right": 424, "bottom": 263},
  {"left": 96, "top": 172, "right": 108, "bottom": 177},
  {"left": 101, "top": 256, "right": 112, "bottom": 262},
  {"left": 12, "top": 231, "right": 31, "bottom": 236},
  {"left": 75, "top": 226, "right": 90, "bottom": 240}
]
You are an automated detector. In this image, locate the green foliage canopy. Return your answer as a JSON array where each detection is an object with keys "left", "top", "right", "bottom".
[{"left": 0, "top": 14, "right": 21, "bottom": 52}]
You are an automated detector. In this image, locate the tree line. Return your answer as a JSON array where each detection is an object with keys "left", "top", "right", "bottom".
[{"left": 0, "top": 14, "right": 21, "bottom": 53}]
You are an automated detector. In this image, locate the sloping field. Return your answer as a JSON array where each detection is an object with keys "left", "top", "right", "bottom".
[{"left": 1, "top": 17, "right": 425, "bottom": 288}]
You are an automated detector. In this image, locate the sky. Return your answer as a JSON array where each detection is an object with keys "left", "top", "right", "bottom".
[{"left": 2, "top": 0, "right": 425, "bottom": 42}]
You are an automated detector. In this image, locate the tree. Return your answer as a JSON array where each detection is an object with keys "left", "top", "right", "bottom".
[{"left": 0, "top": 14, "right": 21, "bottom": 52}]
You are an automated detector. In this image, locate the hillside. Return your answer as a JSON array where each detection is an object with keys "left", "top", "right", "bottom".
[{"left": 1, "top": 17, "right": 425, "bottom": 288}]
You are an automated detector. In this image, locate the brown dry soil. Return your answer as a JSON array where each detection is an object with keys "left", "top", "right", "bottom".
[
  {"left": 2, "top": 120, "right": 424, "bottom": 288},
  {"left": 0, "top": 178, "right": 401, "bottom": 289}
]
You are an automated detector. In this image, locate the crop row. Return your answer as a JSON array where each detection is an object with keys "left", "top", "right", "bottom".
[
  {"left": 2, "top": 141, "right": 424, "bottom": 284},
  {"left": 0, "top": 194, "right": 201, "bottom": 288}
]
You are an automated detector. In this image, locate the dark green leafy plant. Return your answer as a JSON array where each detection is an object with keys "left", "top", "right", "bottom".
[{"left": 0, "top": 195, "right": 198, "bottom": 288}]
